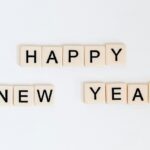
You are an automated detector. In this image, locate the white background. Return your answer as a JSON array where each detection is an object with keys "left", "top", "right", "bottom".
[{"left": 0, "top": 0, "right": 150, "bottom": 149}]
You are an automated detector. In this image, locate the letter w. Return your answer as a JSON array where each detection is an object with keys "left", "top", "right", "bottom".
[{"left": 37, "top": 90, "right": 53, "bottom": 102}]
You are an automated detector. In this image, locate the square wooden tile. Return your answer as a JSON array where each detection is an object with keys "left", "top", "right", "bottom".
[
  {"left": 149, "top": 83, "right": 150, "bottom": 103},
  {"left": 85, "top": 45, "right": 106, "bottom": 67},
  {"left": 84, "top": 82, "right": 106, "bottom": 104},
  {"left": 63, "top": 45, "right": 84, "bottom": 66},
  {"left": 14, "top": 85, "right": 34, "bottom": 106},
  {"left": 106, "top": 83, "right": 127, "bottom": 104},
  {"left": 19, "top": 45, "right": 42, "bottom": 67},
  {"left": 42, "top": 46, "right": 62, "bottom": 67},
  {"left": 106, "top": 43, "right": 126, "bottom": 65},
  {"left": 0, "top": 85, "right": 13, "bottom": 106},
  {"left": 34, "top": 85, "right": 54, "bottom": 105},
  {"left": 128, "top": 83, "right": 148, "bottom": 104}
]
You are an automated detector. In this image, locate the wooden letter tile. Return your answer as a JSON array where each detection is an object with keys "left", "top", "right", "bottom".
[
  {"left": 34, "top": 85, "right": 54, "bottom": 106},
  {"left": 42, "top": 46, "right": 62, "bottom": 67},
  {"left": 0, "top": 85, "right": 13, "bottom": 106},
  {"left": 84, "top": 82, "right": 106, "bottom": 104},
  {"left": 63, "top": 45, "right": 84, "bottom": 66},
  {"left": 85, "top": 45, "right": 106, "bottom": 67},
  {"left": 19, "top": 45, "right": 42, "bottom": 67},
  {"left": 14, "top": 85, "right": 34, "bottom": 106},
  {"left": 106, "top": 43, "right": 126, "bottom": 65},
  {"left": 128, "top": 83, "right": 148, "bottom": 104},
  {"left": 106, "top": 83, "right": 127, "bottom": 104}
]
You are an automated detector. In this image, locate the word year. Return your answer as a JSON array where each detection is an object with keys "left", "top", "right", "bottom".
[{"left": 84, "top": 82, "right": 150, "bottom": 104}]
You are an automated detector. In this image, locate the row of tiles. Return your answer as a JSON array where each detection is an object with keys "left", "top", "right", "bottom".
[
  {"left": 0, "top": 82, "right": 150, "bottom": 106},
  {"left": 0, "top": 85, "right": 54, "bottom": 106},
  {"left": 84, "top": 82, "right": 150, "bottom": 104},
  {"left": 19, "top": 43, "right": 126, "bottom": 67}
]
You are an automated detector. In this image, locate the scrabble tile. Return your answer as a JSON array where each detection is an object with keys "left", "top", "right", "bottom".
[
  {"left": 106, "top": 83, "right": 127, "bottom": 104},
  {"left": 63, "top": 45, "right": 84, "bottom": 66},
  {"left": 34, "top": 85, "right": 54, "bottom": 105},
  {"left": 19, "top": 45, "right": 42, "bottom": 67},
  {"left": 0, "top": 85, "right": 13, "bottom": 106},
  {"left": 149, "top": 83, "right": 150, "bottom": 103},
  {"left": 85, "top": 45, "right": 106, "bottom": 67},
  {"left": 128, "top": 84, "right": 148, "bottom": 104},
  {"left": 42, "top": 46, "right": 62, "bottom": 67},
  {"left": 106, "top": 43, "right": 126, "bottom": 65},
  {"left": 84, "top": 82, "right": 106, "bottom": 104},
  {"left": 14, "top": 85, "right": 34, "bottom": 106}
]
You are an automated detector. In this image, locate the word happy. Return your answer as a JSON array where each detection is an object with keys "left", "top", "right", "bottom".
[{"left": 19, "top": 43, "right": 126, "bottom": 67}]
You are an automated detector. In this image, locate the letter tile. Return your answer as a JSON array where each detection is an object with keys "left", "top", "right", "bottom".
[
  {"left": 128, "top": 83, "right": 148, "bottom": 104},
  {"left": 42, "top": 46, "right": 62, "bottom": 67},
  {"left": 106, "top": 83, "right": 127, "bottom": 104},
  {"left": 106, "top": 43, "right": 126, "bottom": 65},
  {"left": 63, "top": 45, "right": 84, "bottom": 66},
  {"left": 19, "top": 45, "right": 42, "bottom": 67},
  {"left": 84, "top": 82, "right": 106, "bottom": 104},
  {"left": 85, "top": 45, "right": 106, "bottom": 67},
  {"left": 34, "top": 85, "right": 54, "bottom": 105},
  {"left": 14, "top": 85, "right": 34, "bottom": 106},
  {"left": 0, "top": 85, "right": 13, "bottom": 106},
  {"left": 149, "top": 83, "right": 150, "bottom": 103}
]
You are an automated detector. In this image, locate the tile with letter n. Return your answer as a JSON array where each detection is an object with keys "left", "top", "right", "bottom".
[
  {"left": 0, "top": 85, "right": 13, "bottom": 106},
  {"left": 84, "top": 82, "right": 106, "bottom": 104}
]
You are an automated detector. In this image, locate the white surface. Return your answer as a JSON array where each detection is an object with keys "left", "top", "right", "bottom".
[{"left": 0, "top": 0, "right": 150, "bottom": 149}]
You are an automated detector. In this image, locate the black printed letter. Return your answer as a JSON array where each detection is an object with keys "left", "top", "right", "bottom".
[
  {"left": 46, "top": 51, "right": 58, "bottom": 64},
  {"left": 90, "top": 50, "right": 100, "bottom": 63},
  {"left": 37, "top": 89, "right": 53, "bottom": 102},
  {"left": 132, "top": 88, "right": 144, "bottom": 101},
  {"left": 68, "top": 50, "right": 78, "bottom": 62},
  {"left": 0, "top": 90, "right": 8, "bottom": 102},
  {"left": 26, "top": 50, "right": 37, "bottom": 63},
  {"left": 112, "top": 88, "right": 121, "bottom": 100},
  {"left": 19, "top": 90, "right": 28, "bottom": 103},
  {"left": 111, "top": 48, "right": 122, "bottom": 61},
  {"left": 90, "top": 87, "right": 101, "bottom": 100}
]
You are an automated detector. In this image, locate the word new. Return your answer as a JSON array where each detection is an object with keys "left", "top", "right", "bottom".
[
  {"left": 19, "top": 43, "right": 126, "bottom": 67},
  {"left": 84, "top": 82, "right": 150, "bottom": 104},
  {"left": 0, "top": 85, "right": 54, "bottom": 106}
]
